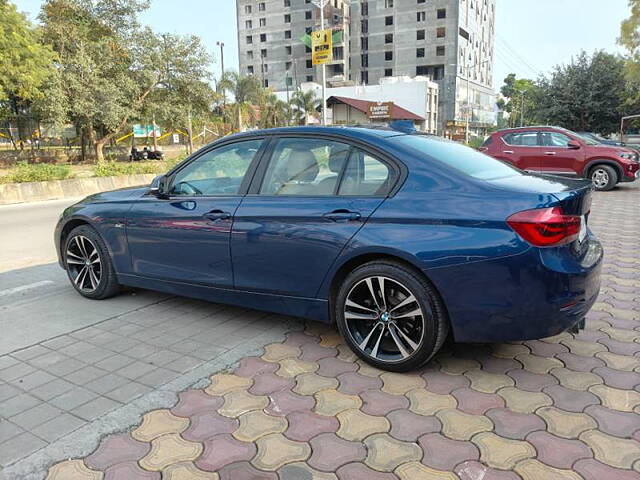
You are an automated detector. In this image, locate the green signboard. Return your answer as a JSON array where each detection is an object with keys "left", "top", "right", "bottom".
[{"left": 133, "top": 124, "right": 161, "bottom": 138}]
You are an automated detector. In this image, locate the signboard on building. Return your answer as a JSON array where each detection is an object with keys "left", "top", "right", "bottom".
[
  {"left": 133, "top": 124, "right": 160, "bottom": 138},
  {"left": 368, "top": 102, "right": 394, "bottom": 120},
  {"left": 311, "top": 28, "right": 333, "bottom": 65}
]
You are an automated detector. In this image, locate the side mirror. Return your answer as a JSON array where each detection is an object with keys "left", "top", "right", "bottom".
[
  {"left": 150, "top": 175, "right": 167, "bottom": 197},
  {"left": 567, "top": 140, "right": 581, "bottom": 150}
]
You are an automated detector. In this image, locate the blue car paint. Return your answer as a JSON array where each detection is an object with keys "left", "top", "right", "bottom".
[{"left": 55, "top": 126, "right": 602, "bottom": 342}]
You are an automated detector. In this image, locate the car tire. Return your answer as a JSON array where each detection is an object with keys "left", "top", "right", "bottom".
[
  {"left": 63, "top": 225, "right": 120, "bottom": 300},
  {"left": 335, "top": 260, "right": 449, "bottom": 372},
  {"left": 590, "top": 164, "right": 617, "bottom": 191}
]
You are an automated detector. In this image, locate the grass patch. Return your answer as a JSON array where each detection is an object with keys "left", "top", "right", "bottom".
[
  {"left": 0, "top": 162, "right": 73, "bottom": 184},
  {"left": 93, "top": 158, "right": 183, "bottom": 177}
]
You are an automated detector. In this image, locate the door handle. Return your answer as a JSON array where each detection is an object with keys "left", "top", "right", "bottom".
[
  {"left": 503, "top": 150, "right": 514, "bottom": 154},
  {"left": 323, "top": 209, "right": 361, "bottom": 222},
  {"left": 203, "top": 210, "right": 231, "bottom": 221},
  {"left": 544, "top": 152, "right": 557, "bottom": 155}
]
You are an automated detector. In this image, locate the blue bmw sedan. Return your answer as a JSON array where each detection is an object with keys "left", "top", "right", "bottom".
[{"left": 55, "top": 127, "right": 603, "bottom": 371}]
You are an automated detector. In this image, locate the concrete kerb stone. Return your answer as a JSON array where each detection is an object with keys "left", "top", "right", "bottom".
[
  {"left": 0, "top": 174, "right": 156, "bottom": 205},
  {"left": 2, "top": 318, "right": 299, "bottom": 480}
]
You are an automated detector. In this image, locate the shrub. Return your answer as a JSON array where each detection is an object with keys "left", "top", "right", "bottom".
[
  {"left": 0, "top": 162, "right": 72, "bottom": 184},
  {"left": 93, "top": 157, "right": 185, "bottom": 178}
]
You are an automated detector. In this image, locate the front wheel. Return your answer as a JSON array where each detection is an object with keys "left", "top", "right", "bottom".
[
  {"left": 335, "top": 261, "right": 449, "bottom": 372},
  {"left": 590, "top": 165, "right": 617, "bottom": 191},
  {"left": 64, "top": 225, "right": 120, "bottom": 299}
]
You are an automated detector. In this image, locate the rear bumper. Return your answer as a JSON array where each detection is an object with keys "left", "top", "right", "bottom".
[{"left": 431, "top": 234, "right": 603, "bottom": 343}]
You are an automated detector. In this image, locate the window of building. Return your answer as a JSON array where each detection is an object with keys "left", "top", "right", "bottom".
[
  {"left": 247, "top": 50, "right": 254, "bottom": 59},
  {"left": 417, "top": 0, "right": 425, "bottom": 3},
  {"left": 264, "top": 79, "right": 269, "bottom": 87},
  {"left": 286, "top": 45, "right": 292, "bottom": 55},
  {"left": 261, "top": 63, "right": 268, "bottom": 73},
  {"left": 306, "top": 59, "right": 312, "bottom": 68},
  {"left": 306, "top": 75, "right": 313, "bottom": 81},
  {"left": 361, "top": 70, "right": 369, "bottom": 84},
  {"left": 259, "top": 18, "right": 266, "bottom": 27},
  {"left": 285, "top": 61, "right": 292, "bottom": 70},
  {"left": 437, "top": 8, "right": 446, "bottom": 19},
  {"left": 246, "top": 35, "right": 253, "bottom": 44},
  {"left": 417, "top": 11, "right": 425, "bottom": 21},
  {"left": 244, "top": 5, "right": 251, "bottom": 14},
  {"left": 361, "top": 1, "right": 368, "bottom": 15},
  {"left": 284, "top": 0, "right": 290, "bottom": 6},
  {"left": 437, "top": 27, "right": 446, "bottom": 38},
  {"left": 416, "top": 47, "right": 425, "bottom": 58},
  {"left": 361, "top": 54, "right": 368, "bottom": 67},
  {"left": 385, "top": 33, "right": 393, "bottom": 44},
  {"left": 260, "top": 33, "right": 267, "bottom": 42},
  {"left": 258, "top": 2, "right": 265, "bottom": 11},
  {"left": 305, "top": 10, "right": 312, "bottom": 19},
  {"left": 417, "top": 29, "right": 425, "bottom": 40},
  {"left": 436, "top": 46, "right": 445, "bottom": 56},
  {"left": 245, "top": 20, "right": 252, "bottom": 29},
  {"left": 286, "top": 76, "right": 293, "bottom": 86},
  {"left": 284, "top": 13, "right": 291, "bottom": 22},
  {"left": 385, "top": 16, "right": 393, "bottom": 26},
  {"left": 361, "top": 19, "right": 369, "bottom": 33},
  {"left": 248, "top": 65, "right": 254, "bottom": 74},
  {"left": 384, "top": 68, "right": 393, "bottom": 77},
  {"left": 385, "top": 51, "right": 393, "bottom": 61},
  {"left": 285, "top": 30, "right": 291, "bottom": 39},
  {"left": 361, "top": 37, "right": 369, "bottom": 50},
  {"left": 385, "top": 0, "right": 394, "bottom": 7},
  {"left": 261, "top": 49, "right": 267, "bottom": 57},
  {"left": 305, "top": 26, "right": 312, "bottom": 34}
]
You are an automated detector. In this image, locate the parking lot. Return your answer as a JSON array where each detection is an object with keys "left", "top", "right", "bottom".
[{"left": 0, "top": 182, "right": 639, "bottom": 480}]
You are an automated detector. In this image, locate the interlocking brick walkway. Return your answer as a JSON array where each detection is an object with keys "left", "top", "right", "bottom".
[{"left": 40, "top": 182, "right": 640, "bottom": 479}]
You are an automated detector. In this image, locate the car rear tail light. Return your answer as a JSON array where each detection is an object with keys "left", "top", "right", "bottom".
[{"left": 506, "top": 207, "right": 581, "bottom": 247}]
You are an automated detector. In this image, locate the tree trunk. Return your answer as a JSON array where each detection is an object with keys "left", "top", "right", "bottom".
[
  {"left": 95, "top": 134, "right": 112, "bottom": 163},
  {"left": 237, "top": 106, "right": 243, "bottom": 132}
]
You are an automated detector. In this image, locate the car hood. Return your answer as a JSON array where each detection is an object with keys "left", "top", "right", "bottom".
[
  {"left": 77, "top": 185, "right": 149, "bottom": 205},
  {"left": 590, "top": 144, "right": 634, "bottom": 155}
]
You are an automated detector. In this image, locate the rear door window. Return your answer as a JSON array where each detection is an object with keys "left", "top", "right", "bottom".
[
  {"left": 502, "top": 132, "right": 540, "bottom": 146},
  {"left": 338, "top": 149, "right": 394, "bottom": 196},
  {"left": 540, "top": 132, "right": 571, "bottom": 147}
]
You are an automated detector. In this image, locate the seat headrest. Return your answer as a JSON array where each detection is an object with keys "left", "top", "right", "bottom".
[
  {"left": 328, "top": 145, "right": 350, "bottom": 173},
  {"left": 286, "top": 149, "right": 319, "bottom": 182}
]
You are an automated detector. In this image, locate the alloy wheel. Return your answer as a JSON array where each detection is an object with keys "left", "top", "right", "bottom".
[
  {"left": 591, "top": 168, "right": 609, "bottom": 189},
  {"left": 344, "top": 276, "right": 426, "bottom": 363},
  {"left": 66, "top": 235, "right": 102, "bottom": 292}
]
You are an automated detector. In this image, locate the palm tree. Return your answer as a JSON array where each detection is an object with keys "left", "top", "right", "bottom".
[
  {"left": 259, "top": 92, "right": 292, "bottom": 128},
  {"left": 291, "top": 90, "right": 320, "bottom": 125},
  {"left": 218, "top": 72, "right": 263, "bottom": 131}
]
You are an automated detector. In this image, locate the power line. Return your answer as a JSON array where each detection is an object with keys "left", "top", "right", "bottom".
[{"left": 495, "top": 34, "right": 542, "bottom": 77}]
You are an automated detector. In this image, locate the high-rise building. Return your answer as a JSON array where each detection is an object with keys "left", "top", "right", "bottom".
[{"left": 236, "top": 0, "right": 496, "bottom": 135}]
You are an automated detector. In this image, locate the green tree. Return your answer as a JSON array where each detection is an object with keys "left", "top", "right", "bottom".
[
  {"left": 258, "top": 92, "right": 291, "bottom": 128},
  {"left": 291, "top": 90, "right": 320, "bottom": 125},
  {"left": 496, "top": 74, "right": 541, "bottom": 128},
  {"left": 536, "top": 51, "right": 627, "bottom": 134},
  {"left": 218, "top": 72, "right": 263, "bottom": 131},
  {"left": 0, "top": 0, "right": 58, "bottom": 146},
  {"left": 620, "top": 0, "right": 640, "bottom": 103},
  {"left": 40, "top": 0, "right": 213, "bottom": 161}
]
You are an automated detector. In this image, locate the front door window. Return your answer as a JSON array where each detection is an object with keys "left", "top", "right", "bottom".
[{"left": 170, "top": 140, "right": 263, "bottom": 196}]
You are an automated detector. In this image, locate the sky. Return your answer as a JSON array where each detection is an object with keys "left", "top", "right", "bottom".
[{"left": 14, "top": 0, "right": 631, "bottom": 89}]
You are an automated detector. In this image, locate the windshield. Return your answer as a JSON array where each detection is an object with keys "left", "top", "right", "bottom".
[
  {"left": 576, "top": 132, "right": 603, "bottom": 145},
  {"left": 392, "top": 135, "right": 522, "bottom": 181}
]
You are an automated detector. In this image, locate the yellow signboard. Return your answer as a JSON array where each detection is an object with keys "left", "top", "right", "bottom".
[{"left": 311, "top": 28, "right": 333, "bottom": 65}]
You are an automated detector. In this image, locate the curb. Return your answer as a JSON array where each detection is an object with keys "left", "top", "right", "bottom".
[{"left": 0, "top": 174, "right": 157, "bottom": 205}]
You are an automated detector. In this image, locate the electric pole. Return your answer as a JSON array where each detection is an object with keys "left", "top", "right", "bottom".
[
  {"left": 520, "top": 91, "right": 525, "bottom": 127},
  {"left": 216, "top": 41, "right": 226, "bottom": 114}
]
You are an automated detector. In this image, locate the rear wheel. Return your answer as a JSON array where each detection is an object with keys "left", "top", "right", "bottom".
[
  {"left": 64, "top": 225, "right": 120, "bottom": 299},
  {"left": 335, "top": 261, "right": 449, "bottom": 372},
  {"left": 590, "top": 164, "right": 617, "bottom": 191}
]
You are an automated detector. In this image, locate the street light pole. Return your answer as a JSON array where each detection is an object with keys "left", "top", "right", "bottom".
[
  {"left": 216, "top": 41, "right": 226, "bottom": 122},
  {"left": 313, "top": 0, "right": 329, "bottom": 125},
  {"left": 520, "top": 91, "right": 525, "bottom": 127}
]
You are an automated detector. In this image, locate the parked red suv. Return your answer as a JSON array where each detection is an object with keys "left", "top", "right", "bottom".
[{"left": 481, "top": 126, "right": 640, "bottom": 191}]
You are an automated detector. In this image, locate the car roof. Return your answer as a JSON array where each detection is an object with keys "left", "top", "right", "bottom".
[
  {"left": 494, "top": 126, "right": 566, "bottom": 134},
  {"left": 224, "top": 125, "right": 408, "bottom": 142}
]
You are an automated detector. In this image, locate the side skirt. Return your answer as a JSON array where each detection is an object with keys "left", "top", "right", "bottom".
[{"left": 117, "top": 274, "right": 331, "bottom": 323}]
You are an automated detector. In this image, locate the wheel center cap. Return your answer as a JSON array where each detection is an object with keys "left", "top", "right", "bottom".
[{"left": 380, "top": 312, "right": 390, "bottom": 322}]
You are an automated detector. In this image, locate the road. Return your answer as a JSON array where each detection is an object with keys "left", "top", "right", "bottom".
[{"left": 0, "top": 198, "right": 168, "bottom": 356}]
